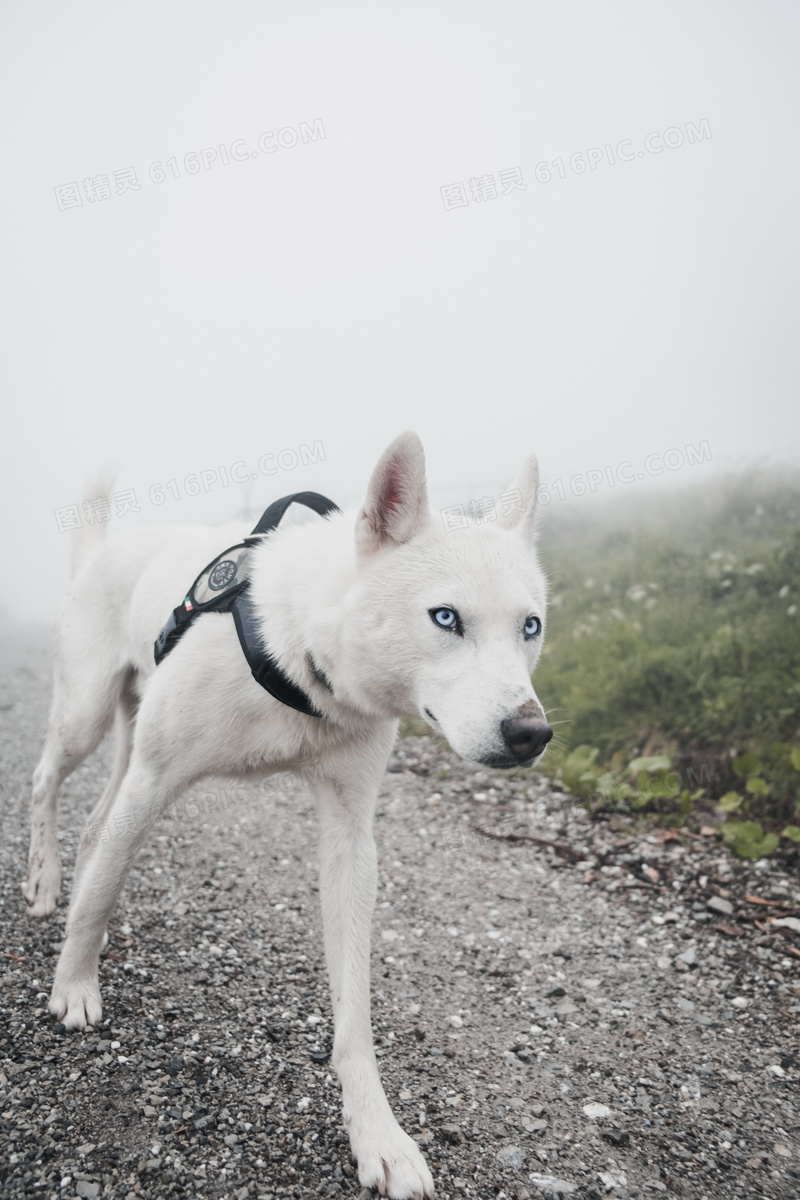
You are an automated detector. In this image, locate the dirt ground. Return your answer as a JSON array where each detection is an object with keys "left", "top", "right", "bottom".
[{"left": 2, "top": 626, "right": 800, "bottom": 1200}]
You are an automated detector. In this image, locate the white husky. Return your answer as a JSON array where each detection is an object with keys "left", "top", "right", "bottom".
[{"left": 23, "top": 432, "right": 551, "bottom": 1199}]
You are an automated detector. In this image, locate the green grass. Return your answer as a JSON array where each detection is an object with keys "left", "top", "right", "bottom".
[{"left": 533, "top": 469, "right": 800, "bottom": 830}]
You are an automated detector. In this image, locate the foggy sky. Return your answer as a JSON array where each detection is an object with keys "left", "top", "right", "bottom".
[{"left": 2, "top": 2, "right": 799, "bottom": 622}]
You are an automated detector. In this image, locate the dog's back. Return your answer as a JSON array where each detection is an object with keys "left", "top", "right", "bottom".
[{"left": 61, "top": 519, "right": 251, "bottom": 683}]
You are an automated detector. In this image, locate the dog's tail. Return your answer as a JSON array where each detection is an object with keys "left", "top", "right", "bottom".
[{"left": 70, "top": 476, "right": 115, "bottom": 579}]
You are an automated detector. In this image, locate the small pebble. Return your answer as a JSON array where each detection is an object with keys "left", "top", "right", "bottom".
[
  {"left": 583, "top": 1103, "right": 613, "bottom": 1119},
  {"left": 496, "top": 1144, "right": 525, "bottom": 1169},
  {"left": 527, "top": 1175, "right": 577, "bottom": 1195}
]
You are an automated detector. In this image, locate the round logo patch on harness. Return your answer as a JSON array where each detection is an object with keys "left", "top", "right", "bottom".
[{"left": 208, "top": 559, "right": 237, "bottom": 591}]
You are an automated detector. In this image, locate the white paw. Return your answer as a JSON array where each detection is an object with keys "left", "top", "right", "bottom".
[
  {"left": 49, "top": 975, "right": 102, "bottom": 1031},
  {"left": 350, "top": 1118, "right": 435, "bottom": 1199},
  {"left": 22, "top": 860, "right": 61, "bottom": 917}
]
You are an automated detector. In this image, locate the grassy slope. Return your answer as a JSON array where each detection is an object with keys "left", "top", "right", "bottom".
[{"left": 533, "top": 470, "right": 800, "bottom": 825}]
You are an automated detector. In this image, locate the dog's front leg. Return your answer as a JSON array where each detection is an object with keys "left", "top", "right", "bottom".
[{"left": 315, "top": 778, "right": 434, "bottom": 1200}]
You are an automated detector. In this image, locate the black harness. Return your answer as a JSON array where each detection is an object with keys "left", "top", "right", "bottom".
[{"left": 153, "top": 491, "right": 340, "bottom": 718}]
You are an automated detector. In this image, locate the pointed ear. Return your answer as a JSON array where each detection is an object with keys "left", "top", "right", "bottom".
[
  {"left": 496, "top": 454, "right": 540, "bottom": 540},
  {"left": 355, "top": 431, "right": 429, "bottom": 556}
]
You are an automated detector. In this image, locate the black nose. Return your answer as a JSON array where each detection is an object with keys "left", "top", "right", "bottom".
[{"left": 500, "top": 717, "right": 553, "bottom": 762}]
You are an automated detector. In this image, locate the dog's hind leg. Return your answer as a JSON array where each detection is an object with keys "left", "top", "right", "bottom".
[
  {"left": 71, "top": 672, "right": 138, "bottom": 900},
  {"left": 23, "top": 645, "right": 129, "bottom": 918},
  {"left": 314, "top": 747, "right": 435, "bottom": 1200}
]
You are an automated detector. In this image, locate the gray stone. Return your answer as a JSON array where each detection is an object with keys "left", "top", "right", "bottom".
[
  {"left": 676, "top": 946, "right": 697, "bottom": 967},
  {"left": 707, "top": 896, "right": 733, "bottom": 916},
  {"left": 527, "top": 1175, "right": 577, "bottom": 1195},
  {"left": 598, "top": 1169, "right": 628, "bottom": 1193},
  {"left": 496, "top": 1144, "right": 525, "bottom": 1170}
]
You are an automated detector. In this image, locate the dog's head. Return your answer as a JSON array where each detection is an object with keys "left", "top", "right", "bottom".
[{"left": 343, "top": 432, "right": 551, "bottom": 768}]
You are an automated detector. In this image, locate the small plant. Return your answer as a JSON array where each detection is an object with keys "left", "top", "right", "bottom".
[
  {"left": 556, "top": 740, "right": 800, "bottom": 858},
  {"left": 559, "top": 745, "right": 702, "bottom": 823},
  {"left": 715, "top": 792, "right": 743, "bottom": 813},
  {"left": 732, "top": 751, "right": 770, "bottom": 798},
  {"left": 720, "top": 821, "right": 779, "bottom": 860},
  {"left": 714, "top": 745, "right": 800, "bottom": 856}
]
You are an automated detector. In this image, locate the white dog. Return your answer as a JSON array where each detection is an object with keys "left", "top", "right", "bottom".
[{"left": 23, "top": 432, "right": 551, "bottom": 1199}]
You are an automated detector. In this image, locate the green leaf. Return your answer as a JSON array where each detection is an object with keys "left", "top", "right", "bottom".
[
  {"left": 565, "top": 745, "right": 600, "bottom": 772},
  {"left": 720, "top": 820, "right": 778, "bottom": 859},
  {"left": 740, "top": 833, "right": 779, "bottom": 859},
  {"left": 716, "top": 792, "right": 742, "bottom": 813},
  {"left": 745, "top": 776, "right": 769, "bottom": 796},
  {"left": 732, "top": 752, "right": 761, "bottom": 778},
  {"left": 781, "top": 825, "right": 800, "bottom": 843},
  {"left": 791, "top": 747, "right": 800, "bottom": 772},
  {"left": 720, "top": 820, "right": 750, "bottom": 845},
  {"left": 628, "top": 755, "right": 672, "bottom": 775},
  {"left": 562, "top": 745, "right": 603, "bottom": 796},
  {"left": 637, "top": 774, "right": 679, "bottom": 799}
]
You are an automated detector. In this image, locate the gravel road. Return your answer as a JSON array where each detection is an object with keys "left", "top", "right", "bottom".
[{"left": 2, "top": 625, "right": 800, "bottom": 1200}]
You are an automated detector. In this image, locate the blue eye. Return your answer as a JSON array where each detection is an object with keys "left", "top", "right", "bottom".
[
  {"left": 524, "top": 615, "right": 542, "bottom": 639},
  {"left": 430, "top": 607, "right": 461, "bottom": 634}
]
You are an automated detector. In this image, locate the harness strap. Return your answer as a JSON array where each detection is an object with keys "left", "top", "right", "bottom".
[
  {"left": 153, "top": 491, "right": 340, "bottom": 719},
  {"left": 230, "top": 586, "right": 323, "bottom": 717},
  {"left": 250, "top": 490, "right": 339, "bottom": 535}
]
